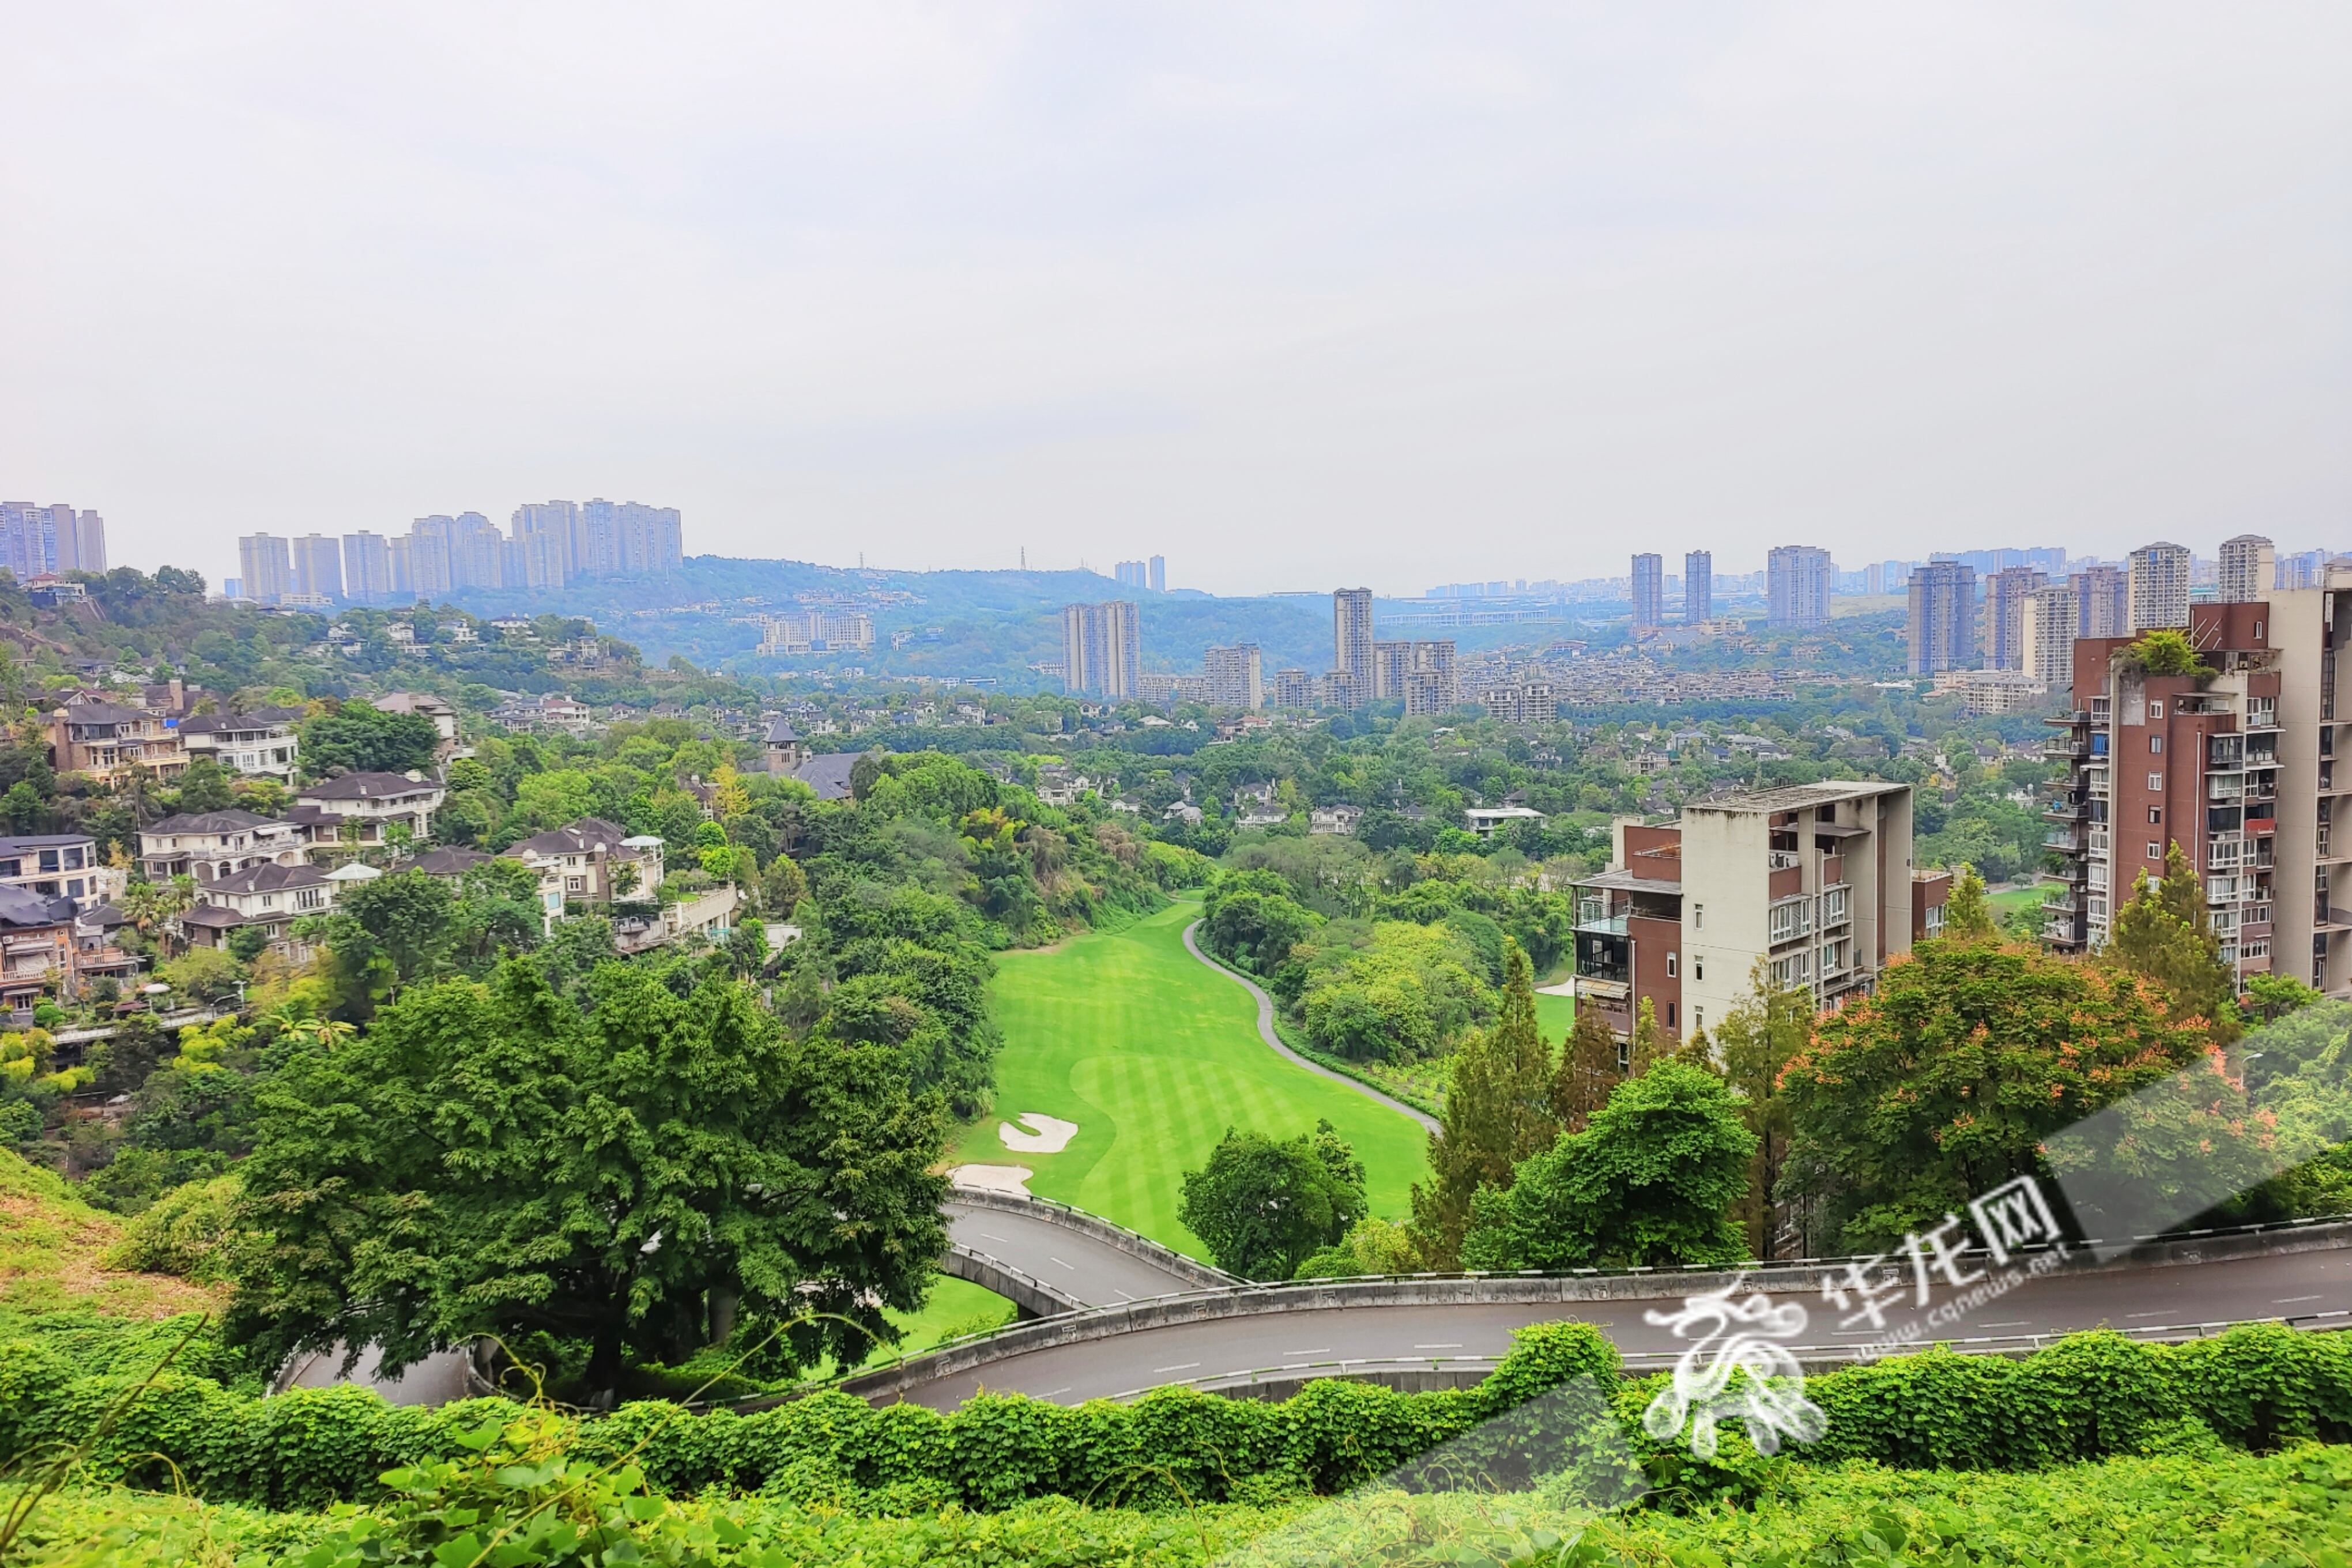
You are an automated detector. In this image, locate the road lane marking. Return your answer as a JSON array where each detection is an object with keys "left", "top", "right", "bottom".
[
  {"left": 2124, "top": 1311, "right": 2166, "bottom": 1318},
  {"left": 1049, "top": 1257, "right": 1076, "bottom": 1271},
  {"left": 1114, "top": 1289, "right": 1136, "bottom": 1301},
  {"left": 2276, "top": 1295, "right": 2324, "bottom": 1303},
  {"left": 1041, "top": 1387, "right": 1071, "bottom": 1398},
  {"left": 979, "top": 1232, "right": 1011, "bottom": 1243},
  {"left": 1977, "top": 1321, "right": 2030, "bottom": 1328},
  {"left": 1414, "top": 1343, "right": 1464, "bottom": 1350},
  {"left": 1154, "top": 1362, "right": 1200, "bottom": 1373},
  {"left": 1284, "top": 1348, "right": 1330, "bottom": 1355}
]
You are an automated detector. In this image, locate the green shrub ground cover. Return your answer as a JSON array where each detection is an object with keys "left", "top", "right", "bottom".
[
  {"left": 18, "top": 1444, "right": 2352, "bottom": 1566},
  {"left": 7, "top": 1316, "right": 2350, "bottom": 1520}
]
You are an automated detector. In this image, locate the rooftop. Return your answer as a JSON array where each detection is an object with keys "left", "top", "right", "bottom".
[
  {"left": 297, "top": 771, "right": 443, "bottom": 801},
  {"left": 1682, "top": 781, "right": 1908, "bottom": 815}
]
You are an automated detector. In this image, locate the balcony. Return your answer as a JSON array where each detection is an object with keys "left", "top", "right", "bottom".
[
  {"left": 2044, "top": 827, "right": 2086, "bottom": 851},
  {"left": 1767, "top": 850, "right": 1801, "bottom": 870},
  {"left": 2044, "top": 859, "right": 2089, "bottom": 885},
  {"left": 2044, "top": 736, "right": 2091, "bottom": 760},
  {"left": 1575, "top": 913, "right": 1630, "bottom": 936},
  {"left": 2042, "top": 798, "right": 2089, "bottom": 821}
]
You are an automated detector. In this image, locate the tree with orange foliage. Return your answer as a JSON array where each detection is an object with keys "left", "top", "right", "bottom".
[{"left": 1778, "top": 939, "right": 2214, "bottom": 1254}]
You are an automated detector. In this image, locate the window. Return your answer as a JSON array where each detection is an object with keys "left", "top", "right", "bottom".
[
  {"left": 2149, "top": 806, "right": 2163, "bottom": 824},
  {"left": 1822, "top": 887, "right": 1850, "bottom": 924},
  {"left": 2149, "top": 701, "right": 2165, "bottom": 718},
  {"left": 2150, "top": 736, "right": 2163, "bottom": 754},
  {"left": 1693, "top": 1007, "right": 1703, "bottom": 1031},
  {"left": 1616, "top": 1040, "right": 1630, "bottom": 1073},
  {"left": 1693, "top": 955, "right": 1705, "bottom": 982},
  {"left": 1925, "top": 904, "right": 1944, "bottom": 936},
  {"left": 1667, "top": 1003, "right": 1677, "bottom": 1029},
  {"left": 1693, "top": 903, "right": 1703, "bottom": 930},
  {"left": 66, "top": 879, "right": 82, "bottom": 898},
  {"left": 566, "top": 876, "right": 586, "bottom": 894},
  {"left": 1665, "top": 952, "right": 1678, "bottom": 978},
  {"left": 2149, "top": 772, "right": 2164, "bottom": 791},
  {"left": 2149, "top": 842, "right": 2163, "bottom": 860}
]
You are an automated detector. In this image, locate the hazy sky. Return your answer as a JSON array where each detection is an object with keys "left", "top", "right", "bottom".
[{"left": 5, "top": 4, "right": 2349, "bottom": 597}]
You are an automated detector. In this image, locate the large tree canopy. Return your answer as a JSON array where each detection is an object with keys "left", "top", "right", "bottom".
[
  {"left": 1778, "top": 938, "right": 2214, "bottom": 1252},
  {"left": 1461, "top": 1060, "right": 1755, "bottom": 1271},
  {"left": 224, "top": 959, "right": 949, "bottom": 1393},
  {"left": 1176, "top": 1120, "right": 1366, "bottom": 1281},
  {"left": 300, "top": 700, "right": 442, "bottom": 779}
]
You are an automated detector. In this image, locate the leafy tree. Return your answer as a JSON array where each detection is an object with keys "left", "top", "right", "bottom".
[
  {"left": 2247, "top": 971, "right": 2323, "bottom": 1024},
  {"left": 2124, "top": 628, "right": 2215, "bottom": 680},
  {"left": 1409, "top": 938, "right": 1559, "bottom": 1267},
  {"left": 2107, "top": 842, "right": 2237, "bottom": 1039},
  {"left": 225, "top": 925, "right": 270, "bottom": 963},
  {"left": 1712, "top": 960, "right": 1815, "bottom": 1259},
  {"left": 300, "top": 701, "right": 440, "bottom": 778},
  {"left": 1628, "top": 995, "right": 1672, "bottom": 1075},
  {"left": 1177, "top": 1120, "right": 1366, "bottom": 1280},
  {"left": 171, "top": 758, "right": 238, "bottom": 815},
  {"left": 336, "top": 869, "right": 458, "bottom": 985},
  {"left": 1939, "top": 864, "right": 1997, "bottom": 941},
  {"left": 1780, "top": 938, "right": 2217, "bottom": 1252},
  {"left": 1550, "top": 1004, "right": 1622, "bottom": 1133},
  {"left": 1293, "top": 1214, "right": 1422, "bottom": 1279},
  {"left": 1200, "top": 872, "right": 1322, "bottom": 974},
  {"left": 224, "top": 959, "right": 951, "bottom": 1393},
  {"left": 1460, "top": 1061, "right": 1757, "bottom": 1271}
]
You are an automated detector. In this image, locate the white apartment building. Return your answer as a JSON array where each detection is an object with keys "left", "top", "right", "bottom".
[
  {"left": 2219, "top": 535, "right": 2275, "bottom": 604},
  {"left": 2128, "top": 541, "right": 2192, "bottom": 632}
]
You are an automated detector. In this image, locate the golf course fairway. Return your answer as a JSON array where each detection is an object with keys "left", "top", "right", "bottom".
[{"left": 950, "top": 896, "right": 1431, "bottom": 1258}]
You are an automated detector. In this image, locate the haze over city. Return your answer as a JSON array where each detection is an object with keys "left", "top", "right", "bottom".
[{"left": 5, "top": 3, "right": 2350, "bottom": 594}]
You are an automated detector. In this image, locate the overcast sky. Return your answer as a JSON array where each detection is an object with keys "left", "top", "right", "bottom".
[{"left": 4, "top": 4, "right": 2348, "bottom": 597}]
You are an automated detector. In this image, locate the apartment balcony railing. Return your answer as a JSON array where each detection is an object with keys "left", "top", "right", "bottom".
[
  {"left": 2044, "top": 827, "right": 2086, "bottom": 850},
  {"left": 1767, "top": 850, "right": 1801, "bottom": 871},
  {"left": 1575, "top": 959, "right": 1630, "bottom": 984},
  {"left": 1575, "top": 914, "right": 1629, "bottom": 936},
  {"left": 2042, "top": 798, "right": 2089, "bottom": 821}
]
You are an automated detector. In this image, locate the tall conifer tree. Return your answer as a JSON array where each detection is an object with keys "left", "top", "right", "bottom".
[{"left": 1410, "top": 938, "right": 1559, "bottom": 1268}]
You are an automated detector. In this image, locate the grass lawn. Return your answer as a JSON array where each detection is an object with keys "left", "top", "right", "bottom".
[
  {"left": 1987, "top": 884, "right": 2045, "bottom": 919},
  {"left": 1532, "top": 987, "right": 1575, "bottom": 1045},
  {"left": 951, "top": 896, "right": 1431, "bottom": 1256},
  {"left": 883, "top": 1276, "right": 1014, "bottom": 1359}
]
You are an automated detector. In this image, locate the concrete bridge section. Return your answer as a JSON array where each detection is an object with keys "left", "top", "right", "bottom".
[{"left": 846, "top": 1218, "right": 2352, "bottom": 1409}]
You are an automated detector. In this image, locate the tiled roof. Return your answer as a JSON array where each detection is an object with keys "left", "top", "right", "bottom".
[
  {"left": 794, "top": 752, "right": 863, "bottom": 801},
  {"left": 203, "top": 862, "right": 328, "bottom": 897},
  {"left": 142, "top": 811, "right": 279, "bottom": 836},
  {"left": 298, "top": 771, "right": 443, "bottom": 801},
  {"left": 504, "top": 818, "right": 639, "bottom": 858}
]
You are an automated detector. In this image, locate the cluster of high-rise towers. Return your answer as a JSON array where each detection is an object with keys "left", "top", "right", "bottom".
[{"left": 231, "top": 499, "right": 683, "bottom": 606}]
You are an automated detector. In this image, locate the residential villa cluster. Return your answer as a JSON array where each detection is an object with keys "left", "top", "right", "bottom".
[{"left": 8, "top": 680, "right": 747, "bottom": 1012}]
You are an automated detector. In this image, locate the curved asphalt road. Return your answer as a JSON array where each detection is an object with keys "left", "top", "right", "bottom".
[
  {"left": 883, "top": 1244, "right": 2352, "bottom": 1409},
  {"left": 1181, "top": 919, "right": 1441, "bottom": 1134},
  {"left": 946, "top": 1200, "right": 1209, "bottom": 1307}
]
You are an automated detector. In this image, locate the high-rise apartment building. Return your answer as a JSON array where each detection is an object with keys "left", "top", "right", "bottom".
[
  {"left": 1269, "top": 669, "right": 1316, "bottom": 710},
  {"left": 1149, "top": 556, "right": 1166, "bottom": 593},
  {"left": 290, "top": 534, "right": 344, "bottom": 602},
  {"left": 511, "top": 502, "right": 578, "bottom": 588},
  {"left": 238, "top": 534, "right": 293, "bottom": 605},
  {"left": 1371, "top": 640, "right": 1415, "bottom": 701},
  {"left": 1766, "top": 546, "right": 1833, "bottom": 628},
  {"left": 1630, "top": 553, "right": 1664, "bottom": 629},
  {"left": 1571, "top": 782, "right": 1932, "bottom": 1044},
  {"left": 0, "top": 503, "right": 105, "bottom": 579},
  {"left": 1684, "top": 551, "right": 1712, "bottom": 624},
  {"left": 2071, "top": 566, "right": 2129, "bottom": 639},
  {"left": 1061, "top": 601, "right": 1141, "bottom": 699},
  {"left": 2127, "top": 541, "right": 2192, "bottom": 632},
  {"left": 1983, "top": 566, "right": 2046, "bottom": 670},
  {"left": 1331, "top": 589, "right": 1375, "bottom": 708},
  {"left": 2021, "top": 582, "right": 2077, "bottom": 687},
  {"left": 1114, "top": 561, "right": 1149, "bottom": 589},
  {"left": 1203, "top": 643, "right": 1263, "bottom": 710},
  {"left": 2218, "top": 535, "right": 2275, "bottom": 603},
  {"left": 342, "top": 533, "right": 393, "bottom": 604},
  {"left": 1906, "top": 561, "right": 1976, "bottom": 675},
  {"left": 1403, "top": 640, "right": 1458, "bottom": 718}
]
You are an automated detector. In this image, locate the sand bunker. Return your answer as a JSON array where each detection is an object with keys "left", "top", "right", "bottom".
[
  {"left": 997, "top": 1112, "right": 1079, "bottom": 1154},
  {"left": 948, "top": 1164, "right": 1034, "bottom": 1196}
]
